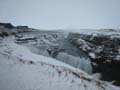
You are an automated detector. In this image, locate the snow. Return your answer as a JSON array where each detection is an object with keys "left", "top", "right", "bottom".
[
  {"left": 89, "top": 52, "right": 96, "bottom": 59},
  {"left": 0, "top": 36, "right": 120, "bottom": 90},
  {"left": 92, "top": 73, "right": 102, "bottom": 80},
  {"left": 0, "top": 37, "right": 87, "bottom": 74},
  {"left": 17, "top": 31, "right": 93, "bottom": 74}
]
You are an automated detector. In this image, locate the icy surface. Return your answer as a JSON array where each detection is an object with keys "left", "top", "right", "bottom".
[
  {"left": 0, "top": 37, "right": 120, "bottom": 90},
  {"left": 14, "top": 30, "right": 92, "bottom": 74}
]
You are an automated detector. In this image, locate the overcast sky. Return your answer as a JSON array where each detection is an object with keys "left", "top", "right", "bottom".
[{"left": 0, "top": 0, "right": 120, "bottom": 29}]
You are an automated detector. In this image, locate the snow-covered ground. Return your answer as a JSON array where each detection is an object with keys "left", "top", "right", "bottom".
[
  {"left": 0, "top": 36, "right": 120, "bottom": 90},
  {"left": 0, "top": 23, "right": 120, "bottom": 90},
  {"left": 0, "top": 34, "right": 120, "bottom": 90}
]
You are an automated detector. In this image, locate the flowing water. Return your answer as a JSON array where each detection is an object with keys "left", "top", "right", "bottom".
[{"left": 16, "top": 31, "right": 93, "bottom": 74}]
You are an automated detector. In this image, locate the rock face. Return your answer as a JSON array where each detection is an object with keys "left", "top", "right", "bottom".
[
  {"left": 0, "top": 23, "right": 14, "bottom": 29},
  {"left": 68, "top": 30, "right": 120, "bottom": 85},
  {"left": 0, "top": 23, "right": 33, "bottom": 37}
]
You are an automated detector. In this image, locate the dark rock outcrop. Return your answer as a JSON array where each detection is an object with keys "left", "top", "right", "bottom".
[
  {"left": 68, "top": 31, "right": 120, "bottom": 85},
  {"left": 0, "top": 23, "right": 14, "bottom": 29}
]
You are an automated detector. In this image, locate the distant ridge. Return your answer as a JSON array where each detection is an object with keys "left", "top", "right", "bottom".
[{"left": 0, "top": 22, "right": 14, "bottom": 29}]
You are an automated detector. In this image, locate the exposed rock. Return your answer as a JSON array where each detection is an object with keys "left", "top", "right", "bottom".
[
  {"left": 68, "top": 31, "right": 120, "bottom": 85},
  {"left": 16, "top": 26, "right": 28, "bottom": 29},
  {"left": 0, "top": 23, "right": 14, "bottom": 29}
]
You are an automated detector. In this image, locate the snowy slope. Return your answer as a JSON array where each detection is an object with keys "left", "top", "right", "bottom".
[{"left": 0, "top": 36, "right": 120, "bottom": 90}]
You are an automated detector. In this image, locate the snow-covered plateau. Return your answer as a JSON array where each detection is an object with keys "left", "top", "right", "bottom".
[{"left": 0, "top": 23, "right": 120, "bottom": 90}]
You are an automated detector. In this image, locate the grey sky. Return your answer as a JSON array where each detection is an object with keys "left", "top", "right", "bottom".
[{"left": 0, "top": 0, "right": 120, "bottom": 29}]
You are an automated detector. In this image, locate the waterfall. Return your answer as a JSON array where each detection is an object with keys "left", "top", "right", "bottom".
[{"left": 55, "top": 52, "right": 92, "bottom": 74}]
